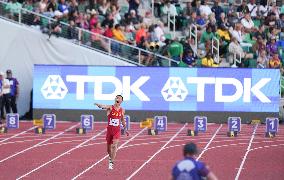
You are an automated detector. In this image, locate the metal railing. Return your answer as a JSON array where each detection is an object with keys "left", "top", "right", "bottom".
[
  {"left": 231, "top": 51, "right": 242, "bottom": 68},
  {"left": 167, "top": 13, "right": 176, "bottom": 39},
  {"left": 211, "top": 37, "right": 219, "bottom": 64},
  {"left": 0, "top": 0, "right": 177, "bottom": 67},
  {"left": 189, "top": 24, "right": 197, "bottom": 56}
]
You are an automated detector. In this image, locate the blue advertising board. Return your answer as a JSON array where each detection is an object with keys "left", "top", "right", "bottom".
[{"left": 33, "top": 65, "right": 279, "bottom": 112}]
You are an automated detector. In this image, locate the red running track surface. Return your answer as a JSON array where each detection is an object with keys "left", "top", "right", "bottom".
[{"left": 0, "top": 121, "right": 283, "bottom": 180}]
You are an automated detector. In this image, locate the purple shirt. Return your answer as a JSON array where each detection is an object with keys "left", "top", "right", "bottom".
[
  {"left": 266, "top": 43, "right": 278, "bottom": 55},
  {"left": 172, "top": 157, "right": 209, "bottom": 180},
  {"left": 7, "top": 77, "right": 18, "bottom": 96}
]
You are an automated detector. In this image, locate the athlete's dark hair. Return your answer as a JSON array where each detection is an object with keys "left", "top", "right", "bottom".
[{"left": 116, "top": 95, "right": 123, "bottom": 101}]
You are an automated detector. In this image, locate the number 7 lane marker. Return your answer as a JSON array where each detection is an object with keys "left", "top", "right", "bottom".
[
  {"left": 234, "top": 124, "right": 258, "bottom": 180},
  {"left": 16, "top": 128, "right": 107, "bottom": 180},
  {"left": 0, "top": 123, "right": 79, "bottom": 164},
  {"left": 72, "top": 127, "right": 147, "bottom": 180},
  {"left": 126, "top": 123, "right": 187, "bottom": 180}
]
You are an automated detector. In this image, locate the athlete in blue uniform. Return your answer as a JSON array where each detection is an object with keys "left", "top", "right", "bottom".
[{"left": 172, "top": 142, "right": 218, "bottom": 180}]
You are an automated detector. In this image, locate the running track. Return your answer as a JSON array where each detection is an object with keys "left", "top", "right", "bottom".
[{"left": 0, "top": 121, "right": 283, "bottom": 180}]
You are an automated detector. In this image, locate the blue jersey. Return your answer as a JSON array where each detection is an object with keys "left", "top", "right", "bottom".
[
  {"left": 7, "top": 78, "right": 18, "bottom": 96},
  {"left": 172, "top": 157, "right": 209, "bottom": 180}
]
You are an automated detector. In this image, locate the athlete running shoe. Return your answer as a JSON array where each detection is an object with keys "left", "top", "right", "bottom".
[{"left": 108, "top": 161, "right": 114, "bottom": 170}]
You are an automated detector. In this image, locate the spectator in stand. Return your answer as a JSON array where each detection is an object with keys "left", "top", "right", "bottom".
[
  {"left": 167, "top": 38, "right": 184, "bottom": 67},
  {"left": 241, "top": 13, "right": 256, "bottom": 33},
  {"left": 237, "top": 0, "right": 249, "bottom": 19},
  {"left": 199, "top": 25, "right": 214, "bottom": 49},
  {"left": 266, "top": 36, "right": 278, "bottom": 57},
  {"left": 39, "top": 0, "right": 48, "bottom": 14},
  {"left": 257, "top": 50, "right": 269, "bottom": 68},
  {"left": 201, "top": 51, "right": 218, "bottom": 67},
  {"left": 252, "top": 36, "right": 266, "bottom": 55},
  {"left": 135, "top": 23, "right": 147, "bottom": 45},
  {"left": 104, "top": 23, "right": 114, "bottom": 38},
  {"left": 110, "top": 5, "right": 121, "bottom": 25},
  {"left": 199, "top": 0, "right": 212, "bottom": 18},
  {"left": 6, "top": 70, "right": 19, "bottom": 114},
  {"left": 183, "top": 50, "right": 196, "bottom": 67},
  {"left": 211, "top": 0, "right": 224, "bottom": 24},
  {"left": 102, "top": 13, "right": 114, "bottom": 28},
  {"left": 89, "top": 9, "right": 98, "bottom": 30},
  {"left": 98, "top": 0, "right": 110, "bottom": 16},
  {"left": 269, "top": 52, "right": 281, "bottom": 68},
  {"left": 127, "top": 0, "right": 140, "bottom": 15},
  {"left": 154, "top": 21, "right": 166, "bottom": 45},
  {"left": 58, "top": 0, "right": 69, "bottom": 15},
  {"left": 112, "top": 24, "right": 127, "bottom": 55}
]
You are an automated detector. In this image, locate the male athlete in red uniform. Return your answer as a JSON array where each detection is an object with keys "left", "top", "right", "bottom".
[{"left": 94, "top": 95, "right": 129, "bottom": 170}]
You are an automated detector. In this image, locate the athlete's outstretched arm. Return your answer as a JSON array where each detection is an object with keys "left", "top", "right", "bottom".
[{"left": 94, "top": 103, "right": 111, "bottom": 110}]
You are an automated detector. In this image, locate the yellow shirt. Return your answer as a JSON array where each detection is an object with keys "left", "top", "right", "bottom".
[
  {"left": 202, "top": 57, "right": 219, "bottom": 67},
  {"left": 112, "top": 28, "right": 126, "bottom": 42},
  {"left": 216, "top": 29, "right": 230, "bottom": 41}
]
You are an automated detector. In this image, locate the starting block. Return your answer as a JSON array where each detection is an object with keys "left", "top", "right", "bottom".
[
  {"left": 187, "top": 130, "right": 198, "bottom": 136},
  {"left": 76, "top": 128, "right": 86, "bottom": 134},
  {"left": 140, "top": 118, "right": 153, "bottom": 128},
  {"left": 0, "top": 127, "right": 8, "bottom": 133},
  {"left": 265, "top": 132, "right": 276, "bottom": 138},
  {"left": 35, "top": 127, "right": 46, "bottom": 134},
  {"left": 148, "top": 129, "right": 158, "bottom": 135},
  {"left": 251, "top": 119, "right": 261, "bottom": 125},
  {"left": 227, "top": 131, "right": 238, "bottom": 137}
]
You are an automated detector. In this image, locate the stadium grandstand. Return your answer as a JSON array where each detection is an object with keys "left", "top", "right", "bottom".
[
  {"left": 0, "top": 0, "right": 283, "bottom": 67},
  {"left": 0, "top": 0, "right": 284, "bottom": 113}
]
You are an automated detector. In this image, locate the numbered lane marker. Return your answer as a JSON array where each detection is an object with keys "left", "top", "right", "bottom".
[
  {"left": 266, "top": 117, "right": 279, "bottom": 134},
  {"left": 154, "top": 116, "right": 167, "bottom": 132},
  {"left": 194, "top": 116, "right": 207, "bottom": 132},
  {"left": 120, "top": 115, "right": 130, "bottom": 130},
  {"left": 228, "top": 117, "right": 241, "bottom": 133},
  {"left": 43, "top": 114, "right": 56, "bottom": 130},
  {"left": 6, "top": 113, "right": 19, "bottom": 129},
  {"left": 81, "top": 115, "right": 94, "bottom": 130}
]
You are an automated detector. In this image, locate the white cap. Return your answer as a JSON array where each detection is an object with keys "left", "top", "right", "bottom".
[{"left": 0, "top": 72, "right": 4, "bottom": 76}]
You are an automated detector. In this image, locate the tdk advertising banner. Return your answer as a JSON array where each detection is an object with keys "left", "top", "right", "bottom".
[{"left": 33, "top": 65, "right": 280, "bottom": 112}]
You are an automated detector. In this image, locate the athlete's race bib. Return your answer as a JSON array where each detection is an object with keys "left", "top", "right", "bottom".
[{"left": 109, "top": 118, "right": 120, "bottom": 126}]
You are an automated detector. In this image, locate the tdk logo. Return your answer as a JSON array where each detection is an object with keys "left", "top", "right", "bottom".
[
  {"left": 187, "top": 77, "right": 271, "bottom": 103},
  {"left": 41, "top": 75, "right": 68, "bottom": 99},
  {"left": 41, "top": 75, "right": 271, "bottom": 103},
  {"left": 161, "top": 77, "right": 188, "bottom": 101}
]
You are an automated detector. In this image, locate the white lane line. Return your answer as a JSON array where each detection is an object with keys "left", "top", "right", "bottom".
[
  {"left": 16, "top": 128, "right": 107, "bottom": 180},
  {"left": 235, "top": 124, "right": 258, "bottom": 180},
  {"left": 0, "top": 126, "right": 36, "bottom": 144},
  {"left": 126, "top": 123, "right": 187, "bottom": 180},
  {"left": 71, "top": 127, "right": 147, "bottom": 180},
  {"left": 0, "top": 123, "right": 79, "bottom": 163},
  {"left": 197, "top": 124, "right": 223, "bottom": 160}
]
